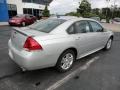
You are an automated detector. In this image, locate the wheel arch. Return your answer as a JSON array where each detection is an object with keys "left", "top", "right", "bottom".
[
  {"left": 110, "top": 35, "right": 114, "bottom": 40},
  {"left": 55, "top": 47, "right": 78, "bottom": 72},
  {"left": 58, "top": 47, "right": 78, "bottom": 61}
]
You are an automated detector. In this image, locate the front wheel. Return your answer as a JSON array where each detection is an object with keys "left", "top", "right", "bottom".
[
  {"left": 55, "top": 50, "right": 75, "bottom": 72},
  {"left": 104, "top": 38, "right": 113, "bottom": 50},
  {"left": 21, "top": 22, "right": 26, "bottom": 27}
]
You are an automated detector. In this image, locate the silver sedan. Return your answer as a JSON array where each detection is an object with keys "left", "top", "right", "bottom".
[{"left": 8, "top": 16, "right": 114, "bottom": 72}]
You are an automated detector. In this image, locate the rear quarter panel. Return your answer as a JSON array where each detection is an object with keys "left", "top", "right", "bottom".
[{"left": 34, "top": 35, "right": 77, "bottom": 66}]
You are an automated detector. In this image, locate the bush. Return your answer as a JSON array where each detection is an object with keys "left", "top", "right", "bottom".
[
  {"left": 83, "top": 13, "right": 98, "bottom": 18},
  {"left": 65, "top": 12, "right": 81, "bottom": 17},
  {"left": 43, "top": 5, "right": 50, "bottom": 17}
]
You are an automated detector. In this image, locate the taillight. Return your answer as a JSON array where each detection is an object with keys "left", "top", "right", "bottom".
[{"left": 23, "top": 36, "right": 42, "bottom": 51}]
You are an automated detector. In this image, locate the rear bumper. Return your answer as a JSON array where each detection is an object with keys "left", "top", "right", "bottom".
[
  {"left": 8, "top": 39, "right": 57, "bottom": 70},
  {"left": 9, "top": 22, "right": 21, "bottom": 26}
]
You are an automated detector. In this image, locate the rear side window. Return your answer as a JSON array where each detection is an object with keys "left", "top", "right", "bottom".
[
  {"left": 28, "top": 19, "right": 66, "bottom": 33},
  {"left": 75, "top": 21, "right": 90, "bottom": 33},
  {"left": 67, "top": 25, "right": 75, "bottom": 34},
  {"left": 89, "top": 21, "right": 103, "bottom": 32}
]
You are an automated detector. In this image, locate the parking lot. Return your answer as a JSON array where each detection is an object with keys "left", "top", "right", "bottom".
[{"left": 0, "top": 24, "right": 120, "bottom": 90}]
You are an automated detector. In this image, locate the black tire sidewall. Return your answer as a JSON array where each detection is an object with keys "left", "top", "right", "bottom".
[
  {"left": 104, "top": 38, "right": 112, "bottom": 50},
  {"left": 55, "top": 50, "right": 75, "bottom": 72},
  {"left": 22, "top": 22, "right": 26, "bottom": 27}
]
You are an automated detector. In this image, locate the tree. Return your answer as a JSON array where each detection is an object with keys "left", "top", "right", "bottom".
[
  {"left": 42, "top": 5, "right": 50, "bottom": 17},
  {"left": 77, "top": 0, "right": 91, "bottom": 17},
  {"left": 92, "top": 8, "right": 100, "bottom": 15},
  {"left": 102, "top": 7, "right": 112, "bottom": 22},
  {"left": 65, "top": 12, "right": 81, "bottom": 17}
]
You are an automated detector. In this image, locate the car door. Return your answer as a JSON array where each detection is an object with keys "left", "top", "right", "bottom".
[
  {"left": 25, "top": 15, "right": 33, "bottom": 24},
  {"left": 67, "top": 20, "right": 98, "bottom": 58},
  {"left": 88, "top": 21, "right": 108, "bottom": 49}
]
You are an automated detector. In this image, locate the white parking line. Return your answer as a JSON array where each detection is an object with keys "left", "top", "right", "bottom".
[{"left": 46, "top": 56, "right": 99, "bottom": 90}]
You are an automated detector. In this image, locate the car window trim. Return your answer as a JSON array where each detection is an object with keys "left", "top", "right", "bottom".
[
  {"left": 66, "top": 20, "right": 93, "bottom": 35},
  {"left": 87, "top": 21, "right": 94, "bottom": 32},
  {"left": 66, "top": 23, "right": 76, "bottom": 34},
  {"left": 74, "top": 20, "right": 92, "bottom": 34},
  {"left": 88, "top": 20, "right": 104, "bottom": 32}
]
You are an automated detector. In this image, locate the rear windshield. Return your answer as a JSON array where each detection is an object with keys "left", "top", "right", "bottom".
[{"left": 28, "top": 19, "right": 66, "bottom": 33}]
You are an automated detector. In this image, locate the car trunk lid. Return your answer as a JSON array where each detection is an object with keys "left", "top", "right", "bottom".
[{"left": 11, "top": 27, "right": 47, "bottom": 50}]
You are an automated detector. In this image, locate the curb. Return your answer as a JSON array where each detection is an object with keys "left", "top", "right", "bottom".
[
  {"left": 0, "top": 22, "right": 9, "bottom": 27},
  {"left": 0, "top": 25, "right": 9, "bottom": 27}
]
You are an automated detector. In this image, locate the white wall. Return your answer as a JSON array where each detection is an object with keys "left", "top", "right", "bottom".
[
  {"left": 7, "top": 0, "right": 45, "bottom": 14},
  {"left": 23, "top": 3, "right": 45, "bottom": 10},
  {"left": 7, "top": 0, "right": 23, "bottom": 14}
]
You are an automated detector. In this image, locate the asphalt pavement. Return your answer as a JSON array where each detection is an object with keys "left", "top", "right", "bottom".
[
  {"left": 57, "top": 33, "right": 120, "bottom": 90},
  {"left": 0, "top": 25, "right": 120, "bottom": 90}
]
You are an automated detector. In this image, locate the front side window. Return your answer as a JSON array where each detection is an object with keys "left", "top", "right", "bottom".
[
  {"left": 89, "top": 21, "right": 103, "bottom": 32},
  {"left": 28, "top": 19, "right": 66, "bottom": 33},
  {"left": 75, "top": 21, "right": 90, "bottom": 33}
]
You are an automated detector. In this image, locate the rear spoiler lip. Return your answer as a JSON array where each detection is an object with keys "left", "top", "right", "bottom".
[{"left": 13, "top": 28, "right": 35, "bottom": 37}]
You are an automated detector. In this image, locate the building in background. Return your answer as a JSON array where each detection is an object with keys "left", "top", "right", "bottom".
[{"left": 0, "top": 0, "right": 52, "bottom": 22}]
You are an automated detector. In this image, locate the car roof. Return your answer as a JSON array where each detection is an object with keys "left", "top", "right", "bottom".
[{"left": 49, "top": 16, "right": 99, "bottom": 22}]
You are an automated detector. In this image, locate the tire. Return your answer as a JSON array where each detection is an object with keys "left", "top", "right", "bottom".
[
  {"left": 21, "top": 22, "right": 26, "bottom": 27},
  {"left": 55, "top": 50, "right": 75, "bottom": 72},
  {"left": 104, "top": 38, "right": 113, "bottom": 50}
]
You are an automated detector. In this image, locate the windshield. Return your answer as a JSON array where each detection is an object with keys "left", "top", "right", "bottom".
[
  {"left": 14, "top": 15, "right": 25, "bottom": 18},
  {"left": 28, "top": 19, "right": 66, "bottom": 33}
]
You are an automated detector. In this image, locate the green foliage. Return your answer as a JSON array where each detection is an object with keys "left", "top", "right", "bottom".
[
  {"left": 99, "top": 13, "right": 106, "bottom": 20},
  {"left": 65, "top": 0, "right": 120, "bottom": 22},
  {"left": 102, "top": 8, "right": 113, "bottom": 22},
  {"left": 65, "top": 12, "right": 81, "bottom": 17},
  {"left": 83, "top": 12, "right": 98, "bottom": 18},
  {"left": 112, "top": 7, "right": 120, "bottom": 18},
  {"left": 42, "top": 5, "right": 50, "bottom": 17},
  {"left": 92, "top": 8, "right": 100, "bottom": 15},
  {"left": 77, "top": 0, "right": 91, "bottom": 17}
]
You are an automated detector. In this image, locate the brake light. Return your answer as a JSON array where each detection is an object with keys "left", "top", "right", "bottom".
[{"left": 23, "top": 36, "right": 42, "bottom": 51}]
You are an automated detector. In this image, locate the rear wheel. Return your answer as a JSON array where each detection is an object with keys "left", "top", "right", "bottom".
[
  {"left": 55, "top": 50, "right": 75, "bottom": 72},
  {"left": 22, "top": 22, "right": 26, "bottom": 27},
  {"left": 104, "top": 38, "right": 113, "bottom": 50}
]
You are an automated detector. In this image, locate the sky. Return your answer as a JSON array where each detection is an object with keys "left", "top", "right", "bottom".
[{"left": 49, "top": 0, "right": 120, "bottom": 14}]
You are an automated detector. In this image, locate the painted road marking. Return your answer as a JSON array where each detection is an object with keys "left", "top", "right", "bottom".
[{"left": 46, "top": 56, "right": 99, "bottom": 90}]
